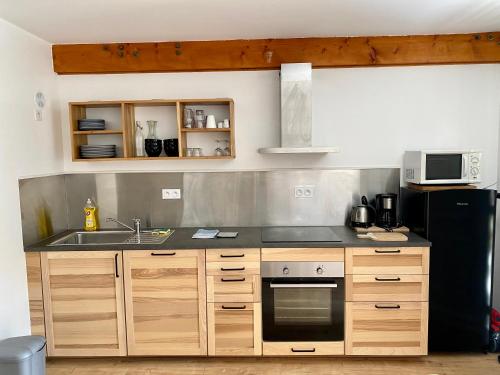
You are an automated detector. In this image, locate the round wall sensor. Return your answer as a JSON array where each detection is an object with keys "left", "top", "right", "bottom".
[{"left": 34, "top": 92, "right": 46, "bottom": 108}]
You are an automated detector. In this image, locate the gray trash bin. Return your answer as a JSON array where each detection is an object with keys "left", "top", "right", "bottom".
[{"left": 0, "top": 335, "right": 46, "bottom": 375}]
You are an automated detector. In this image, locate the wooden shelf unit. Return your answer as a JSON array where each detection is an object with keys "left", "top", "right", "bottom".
[{"left": 69, "top": 99, "right": 235, "bottom": 161}]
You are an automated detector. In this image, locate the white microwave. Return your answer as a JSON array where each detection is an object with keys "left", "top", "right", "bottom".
[{"left": 404, "top": 150, "right": 481, "bottom": 185}]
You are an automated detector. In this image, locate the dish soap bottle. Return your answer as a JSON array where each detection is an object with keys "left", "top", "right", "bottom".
[
  {"left": 84, "top": 198, "right": 98, "bottom": 231},
  {"left": 135, "top": 121, "right": 144, "bottom": 157}
]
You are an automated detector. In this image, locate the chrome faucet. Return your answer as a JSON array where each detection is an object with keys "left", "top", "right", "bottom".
[{"left": 106, "top": 217, "right": 141, "bottom": 234}]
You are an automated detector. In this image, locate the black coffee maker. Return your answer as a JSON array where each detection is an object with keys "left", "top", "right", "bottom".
[{"left": 375, "top": 193, "right": 398, "bottom": 229}]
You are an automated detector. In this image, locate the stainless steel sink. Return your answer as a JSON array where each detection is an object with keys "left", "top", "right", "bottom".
[
  {"left": 48, "top": 231, "right": 135, "bottom": 245},
  {"left": 48, "top": 229, "right": 174, "bottom": 246}
]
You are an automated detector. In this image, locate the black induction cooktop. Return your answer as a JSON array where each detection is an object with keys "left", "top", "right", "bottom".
[{"left": 261, "top": 226, "right": 342, "bottom": 243}]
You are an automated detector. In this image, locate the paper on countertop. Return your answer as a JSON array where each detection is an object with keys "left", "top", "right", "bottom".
[{"left": 192, "top": 229, "right": 220, "bottom": 239}]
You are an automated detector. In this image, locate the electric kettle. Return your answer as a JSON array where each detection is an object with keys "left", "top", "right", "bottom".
[{"left": 350, "top": 196, "right": 375, "bottom": 228}]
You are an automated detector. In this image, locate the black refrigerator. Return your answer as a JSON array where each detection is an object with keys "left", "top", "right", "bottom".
[{"left": 401, "top": 188, "right": 496, "bottom": 352}]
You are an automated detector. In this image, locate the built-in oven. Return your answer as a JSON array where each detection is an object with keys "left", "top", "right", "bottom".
[{"left": 262, "top": 261, "right": 344, "bottom": 342}]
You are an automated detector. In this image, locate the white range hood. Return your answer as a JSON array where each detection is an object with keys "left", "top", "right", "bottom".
[{"left": 258, "top": 63, "right": 339, "bottom": 155}]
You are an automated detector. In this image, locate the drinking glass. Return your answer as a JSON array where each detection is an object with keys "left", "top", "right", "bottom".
[
  {"left": 215, "top": 139, "right": 223, "bottom": 156},
  {"left": 195, "top": 110, "right": 205, "bottom": 128},
  {"left": 146, "top": 120, "right": 158, "bottom": 139},
  {"left": 184, "top": 108, "right": 194, "bottom": 128},
  {"left": 223, "top": 140, "right": 231, "bottom": 156}
]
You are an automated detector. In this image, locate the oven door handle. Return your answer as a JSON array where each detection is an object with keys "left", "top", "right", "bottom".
[{"left": 270, "top": 283, "right": 338, "bottom": 288}]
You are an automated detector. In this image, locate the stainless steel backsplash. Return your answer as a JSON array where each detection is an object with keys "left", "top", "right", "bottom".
[
  {"left": 18, "top": 169, "right": 399, "bottom": 246},
  {"left": 18, "top": 174, "right": 69, "bottom": 246}
]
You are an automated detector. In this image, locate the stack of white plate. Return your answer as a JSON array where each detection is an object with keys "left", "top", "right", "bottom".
[{"left": 80, "top": 145, "right": 116, "bottom": 158}]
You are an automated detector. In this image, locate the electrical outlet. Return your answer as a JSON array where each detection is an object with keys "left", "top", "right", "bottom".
[
  {"left": 294, "top": 186, "right": 304, "bottom": 198},
  {"left": 295, "top": 185, "right": 314, "bottom": 198},
  {"left": 303, "top": 185, "right": 315, "bottom": 198},
  {"left": 162, "top": 188, "right": 181, "bottom": 200}
]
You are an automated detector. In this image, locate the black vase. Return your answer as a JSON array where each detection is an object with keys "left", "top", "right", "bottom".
[
  {"left": 145, "top": 139, "right": 162, "bottom": 157},
  {"left": 163, "top": 138, "right": 179, "bottom": 157}
]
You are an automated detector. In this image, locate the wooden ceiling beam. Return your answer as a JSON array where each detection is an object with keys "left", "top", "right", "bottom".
[{"left": 52, "top": 32, "right": 500, "bottom": 74}]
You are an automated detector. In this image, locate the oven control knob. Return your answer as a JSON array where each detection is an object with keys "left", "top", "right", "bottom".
[
  {"left": 316, "top": 266, "right": 324, "bottom": 275},
  {"left": 282, "top": 267, "right": 290, "bottom": 275},
  {"left": 471, "top": 167, "right": 479, "bottom": 176}
]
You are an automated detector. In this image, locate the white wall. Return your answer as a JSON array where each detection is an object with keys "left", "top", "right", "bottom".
[
  {"left": 58, "top": 65, "right": 500, "bottom": 188},
  {"left": 0, "top": 19, "right": 62, "bottom": 339}
]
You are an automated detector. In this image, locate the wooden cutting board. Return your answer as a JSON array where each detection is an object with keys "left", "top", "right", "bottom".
[
  {"left": 357, "top": 232, "right": 408, "bottom": 242},
  {"left": 354, "top": 225, "right": 409, "bottom": 233}
]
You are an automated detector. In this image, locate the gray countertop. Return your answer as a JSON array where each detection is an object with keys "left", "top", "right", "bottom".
[{"left": 25, "top": 226, "right": 430, "bottom": 252}]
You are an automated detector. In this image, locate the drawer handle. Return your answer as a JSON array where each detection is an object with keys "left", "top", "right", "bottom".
[
  {"left": 114, "top": 253, "right": 119, "bottom": 278},
  {"left": 221, "top": 267, "right": 245, "bottom": 271},
  {"left": 375, "top": 304, "right": 401, "bottom": 309},
  {"left": 374, "top": 249, "right": 401, "bottom": 254},
  {"left": 291, "top": 348, "right": 316, "bottom": 353},
  {"left": 375, "top": 277, "right": 401, "bottom": 282},
  {"left": 221, "top": 277, "right": 246, "bottom": 282},
  {"left": 151, "top": 252, "right": 176, "bottom": 256},
  {"left": 221, "top": 305, "right": 246, "bottom": 310},
  {"left": 220, "top": 254, "right": 245, "bottom": 258}
]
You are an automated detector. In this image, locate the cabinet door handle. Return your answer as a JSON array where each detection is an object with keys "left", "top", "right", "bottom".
[
  {"left": 221, "top": 305, "right": 246, "bottom": 310},
  {"left": 151, "top": 252, "right": 176, "bottom": 256},
  {"left": 220, "top": 267, "right": 245, "bottom": 271},
  {"left": 114, "top": 253, "right": 119, "bottom": 278},
  {"left": 374, "top": 249, "right": 401, "bottom": 254},
  {"left": 375, "top": 304, "right": 401, "bottom": 309},
  {"left": 291, "top": 348, "right": 316, "bottom": 353},
  {"left": 375, "top": 277, "right": 401, "bottom": 282},
  {"left": 220, "top": 254, "right": 245, "bottom": 258},
  {"left": 221, "top": 277, "right": 246, "bottom": 282}
]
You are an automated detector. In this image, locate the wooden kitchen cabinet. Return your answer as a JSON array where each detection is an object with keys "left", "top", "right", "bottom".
[
  {"left": 207, "top": 248, "right": 262, "bottom": 356},
  {"left": 345, "top": 246, "right": 430, "bottom": 356},
  {"left": 25, "top": 253, "right": 45, "bottom": 337},
  {"left": 345, "top": 302, "right": 428, "bottom": 355},
  {"left": 40, "top": 251, "right": 127, "bottom": 357},
  {"left": 207, "top": 303, "right": 262, "bottom": 356},
  {"left": 123, "top": 249, "right": 207, "bottom": 356}
]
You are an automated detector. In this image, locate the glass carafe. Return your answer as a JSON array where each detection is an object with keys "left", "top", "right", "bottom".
[{"left": 146, "top": 120, "right": 158, "bottom": 140}]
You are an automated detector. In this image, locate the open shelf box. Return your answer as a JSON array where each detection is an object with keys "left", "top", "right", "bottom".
[{"left": 69, "top": 99, "right": 234, "bottom": 161}]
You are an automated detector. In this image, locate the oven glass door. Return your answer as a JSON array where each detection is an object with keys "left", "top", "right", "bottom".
[
  {"left": 262, "top": 277, "right": 344, "bottom": 341},
  {"left": 425, "top": 154, "right": 463, "bottom": 181}
]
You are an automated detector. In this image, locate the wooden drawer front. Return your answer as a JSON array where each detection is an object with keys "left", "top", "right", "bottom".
[
  {"left": 206, "top": 260, "right": 260, "bottom": 276},
  {"left": 207, "top": 275, "right": 260, "bottom": 303},
  {"left": 262, "top": 248, "right": 344, "bottom": 262},
  {"left": 346, "top": 275, "right": 428, "bottom": 302},
  {"left": 207, "top": 248, "right": 260, "bottom": 263},
  {"left": 345, "top": 302, "right": 428, "bottom": 356},
  {"left": 208, "top": 303, "right": 262, "bottom": 356},
  {"left": 207, "top": 249, "right": 260, "bottom": 276},
  {"left": 345, "top": 247, "right": 429, "bottom": 275},
  {"left": 263, "top": 341, "right": 344, "bottom": 356}
]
